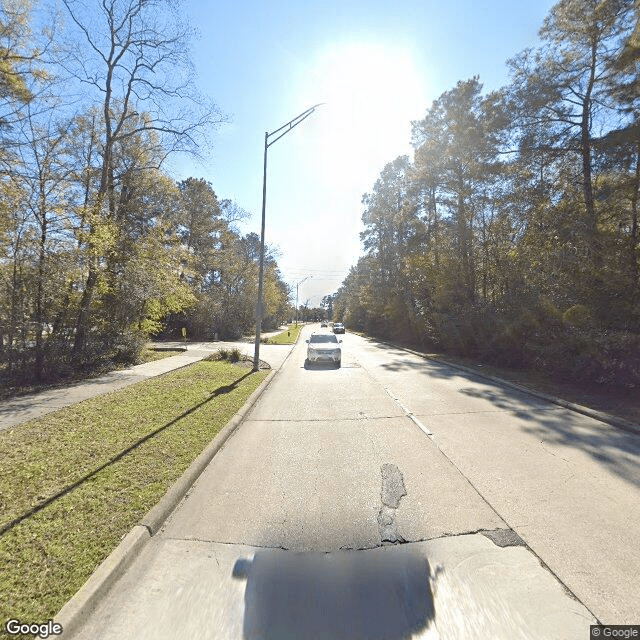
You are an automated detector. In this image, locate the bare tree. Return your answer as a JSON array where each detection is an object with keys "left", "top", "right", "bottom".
[
  {"left": 15, "top": 104, "right": 75, "bottom": 378},
  {"left": 57, "top": 0, "right": 225, "bottom": 357}
]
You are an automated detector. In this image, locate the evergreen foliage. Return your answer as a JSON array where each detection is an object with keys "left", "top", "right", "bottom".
[{"left": 333, "top": 0, "right": 640, "bottom": 389}]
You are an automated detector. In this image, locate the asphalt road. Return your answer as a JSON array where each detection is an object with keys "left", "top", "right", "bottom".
[{"left": 68, "top": 324, "right": 638, "bottom": 639}]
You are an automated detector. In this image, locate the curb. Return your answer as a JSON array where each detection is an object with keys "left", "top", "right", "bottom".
[
  {"left": 378, "top": 338, "right": 640, "bottom": 437},
  {"left": 56, "top": 526, "right": 150, "bottom": 638},
  {"left": 56, "top": 368, "right": 277, "bottom": 638},
  {"left": 140, "top": 368, "right": 276, "bottom": 535}
]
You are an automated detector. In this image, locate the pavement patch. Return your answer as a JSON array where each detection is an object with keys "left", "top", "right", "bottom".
[
  {"left": 480, "top": 528, "right": 526, "bottom": 548},
  {"left": 378, "top": 463, "right": 407, "bottom": 544}
]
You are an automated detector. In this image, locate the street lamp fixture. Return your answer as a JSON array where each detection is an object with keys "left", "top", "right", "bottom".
[{"left": 252, "top": 104, "right": 323, "bottom": 371}]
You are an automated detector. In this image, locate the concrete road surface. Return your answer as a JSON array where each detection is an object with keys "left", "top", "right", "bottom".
[
  {"left": 67, "top": 324, "right": 639, "bottom": 639},
  {"left": 349, "top": 333, "right": 640, "bottom": 624}
]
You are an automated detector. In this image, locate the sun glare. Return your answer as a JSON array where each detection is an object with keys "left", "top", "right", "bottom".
[
  {"left": 274, "top": 41, "right": 427, "bottom": 284},
  {"left": 303, "top": 41, "right": 427, "bottom": 191}
]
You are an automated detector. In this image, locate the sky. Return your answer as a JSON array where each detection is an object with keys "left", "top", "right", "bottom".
[{"left": 171, "top": 0, "right": 558, "bottom": 309}]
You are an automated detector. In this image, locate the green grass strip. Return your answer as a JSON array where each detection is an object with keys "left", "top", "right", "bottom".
[
  {"left": 0, "top": 361, "right": 268, "bottom": 632},
  {"left": 137, "top": 347, "right": 186, "bottom": 363},
  {"left": 264, "top": 323, "right": 304, "bottom": 345}
]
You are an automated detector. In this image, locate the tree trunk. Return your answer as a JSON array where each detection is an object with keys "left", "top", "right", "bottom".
[
  {"left": 630, "top": 142, "right": 640, "bottom": 302},
  {"left": 72, "top": 265, "right": 98, "bottom": 360},
  {"left": 581, "top": 39, "right": 598, "bottom": 257},
  {"left": 34, "top": 214, "right": 46, "bottom": 380}
]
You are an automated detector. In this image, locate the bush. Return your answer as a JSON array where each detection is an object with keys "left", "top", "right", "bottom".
[
  {"left": 207, "top": 347, "right": 242, "bottom": 363},
  {"left": 207, "top": 348, "right": 228, "bottom": 361},
  {"left": 422, "top": 299, "right": 640, "bottom": 389},
  {"left": 526, "top": 326, "right": 640, "bottom": 389},
  {"left": 0, "top": 326, "right": 148, "bottom": 393},
  {"left": 108, "top": 331, "right": 147, "bottom": 365}
]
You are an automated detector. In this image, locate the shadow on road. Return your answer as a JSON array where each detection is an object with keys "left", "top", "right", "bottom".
[
  {"left": 363, "top": 336, "right": 640, "bottom": 491},
  {"left": 364, "top": 339, "right": 482, "bottom": 380},
  {"left": 303, "top": 360, "right": 341, "bottom": 371},
  {"left": 232, "top": 546, "right": 435, "bottom": 640},
  {"left": 457, "top": 384, "right": 640, "bottom": 490}
]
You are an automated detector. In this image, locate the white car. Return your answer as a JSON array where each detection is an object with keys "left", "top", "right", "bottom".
[{"left": 306, "top": 333, "right": 342, "bottom": 367}]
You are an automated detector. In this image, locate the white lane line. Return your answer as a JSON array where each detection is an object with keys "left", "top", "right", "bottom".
[
  {"left": 406, "top": 413, "right": 433, "bottom": 437},
  {"left": 384, "top": 388, "right": 433, "bottom": 437}
]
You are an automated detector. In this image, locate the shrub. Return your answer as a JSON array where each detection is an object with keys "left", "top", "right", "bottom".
[
  {"left": 207, "top": 348, "right": 228, "bottom": 361},
  {"left": 426, "top": 299, "right": 640, "bottom": 389},
  {"left": 206, "top": 347, "right": 243, "bottom": 363}
]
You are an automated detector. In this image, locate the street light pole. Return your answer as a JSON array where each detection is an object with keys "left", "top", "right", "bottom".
[
  {"left": 295, "top": 276, "right": 311, "bottom": 326},
  {"left": 253, "top": 104, "right": 323, "bottom": 371}
]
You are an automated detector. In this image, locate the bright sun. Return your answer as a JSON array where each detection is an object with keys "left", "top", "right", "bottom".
[
  {"left": 277, "top": 41, "right": 427, "bottom": 275},
  {"left": 301, "top": 41, "right": 427, "bottom": 191}
]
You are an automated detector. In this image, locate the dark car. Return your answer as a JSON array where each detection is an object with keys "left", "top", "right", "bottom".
[{"left": 333, "top": 322, "right": 345, "bottom": 334}]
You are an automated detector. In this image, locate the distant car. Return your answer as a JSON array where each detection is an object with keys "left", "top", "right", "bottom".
[
  {"left": 306, "top": 333, "right": 342, "bottom": 367},
  {"left": 333, "top": 322, "right": 345, "bottom": 334},
  {"left": 320, "top": 321, "right": 328, "bottom": 327}
]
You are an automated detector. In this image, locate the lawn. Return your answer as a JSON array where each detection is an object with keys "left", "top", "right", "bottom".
[
  {"left": 0, "top": 361, "right": 268, "bottom": 632},
  {"left": 137, "top": 346, "right": 186, "bottom": 363},
  {"left": 264, "top": 323, "right": 304, "bottom": 345}
]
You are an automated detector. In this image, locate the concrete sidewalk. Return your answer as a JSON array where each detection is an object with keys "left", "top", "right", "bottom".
[{"left": 0, "top": 330, "right": 291, "bottom": 430}]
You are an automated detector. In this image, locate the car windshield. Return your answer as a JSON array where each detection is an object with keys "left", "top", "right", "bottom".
[{"left": 309, "top": 335, "right": 338, "bottom": 343}]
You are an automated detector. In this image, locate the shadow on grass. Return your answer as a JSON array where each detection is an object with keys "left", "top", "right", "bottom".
[
  {"left": 0, "top": 371, "right": 255, "bottom": 537},
  {"left": 210, "top": 373, "right": 252, "bottom": 396}
]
